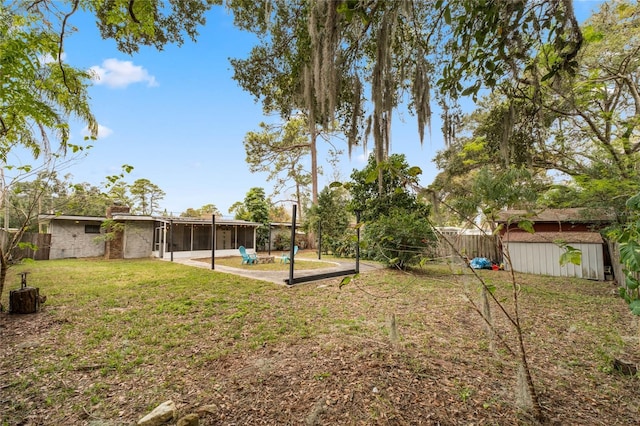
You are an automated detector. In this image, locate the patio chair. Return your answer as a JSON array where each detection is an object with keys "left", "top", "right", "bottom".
[
  {"left": 239, "top": 246, "right": 258, "bottom": 265},
  {"left": 280, "top": 246, "right": 299, "bottom": 264}
]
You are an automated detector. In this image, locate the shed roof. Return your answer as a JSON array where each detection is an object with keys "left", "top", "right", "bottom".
[
  {"left": 502, "top": 231, "right": 604, "bottom": 244},
  {"left": 496, "top": 208, "right": 615, "bottom": 224}
]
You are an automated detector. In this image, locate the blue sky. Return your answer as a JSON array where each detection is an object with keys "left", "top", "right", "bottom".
[{"left": 46, "top": 1, "right": 605, "bottom": 217}]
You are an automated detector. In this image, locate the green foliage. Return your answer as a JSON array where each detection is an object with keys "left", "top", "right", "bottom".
[
  {"left": 243, "top": 118, "right": 313, "bottom": 209},
  {"left": 180, "top": 204, "right": 221, "bottom": 218},
  {"left": 619, "top": 241, "right": 640, "bottom": 273},
  {"left": 517, "top": 220, "right": 535, "bottom": 234},
  {"left": 557, "top": 243, "right": 582, "bottom": 267},
  {"left": 433, "top": 1, "right": 640, "bottom": 227},
  {"left": 348, "top": 154, "right": 423, "bottom": 222},
  {"left": 0, "top": 10, "right": 97, "bottom": 154},
  {"left": 129, "top": 178, "right": 165, "bottom": 216},
  {"left": 230, "top": 188, "right": 271, "bottom": 249},
  {"left": 98, "top": 219, "right": 125, "bottom": 242},
  {"left": 271, "top": 231, "right": 306, "bottom": 252},
  {"left": 346, "top": 153, "right": 433, "bottom": 268},
  {"left": 90, "top": 0, "right": 219, "bottom": 54},
  {"left": 613, "top": 191, "right": 640, "bottom": 315},
  {"left": 305, "top": 186, "right": 351, "bottom": 254},
  {"left": 362, "top": 209, "right": 435, "bottom": 269},
  {"left": 327, "top": 232, "right": 358, "bottom": 258}
]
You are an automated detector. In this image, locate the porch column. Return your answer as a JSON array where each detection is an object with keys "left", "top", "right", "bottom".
[{"left": 190, "top": 224, "right": 194, "bottom": 252}]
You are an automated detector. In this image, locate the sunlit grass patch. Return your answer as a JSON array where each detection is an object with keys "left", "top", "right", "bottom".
[{"left": 198, "top": 255, "right": 337, "bottom": 270}]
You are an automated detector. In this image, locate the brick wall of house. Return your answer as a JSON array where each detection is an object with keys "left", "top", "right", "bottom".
[
  {"left": 105, "top": 228, "right": 124, "bottom": 259},
  {"left": 105, "top": 205, "right": 130, "bottom": 259}
]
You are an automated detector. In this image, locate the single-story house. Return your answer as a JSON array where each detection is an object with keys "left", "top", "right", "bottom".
[
  {"left": 496, "top": 208, "right": 615, "bottom": 281},
  {"left": 38, "top": 206, "right": 262, "bottom": 260}
]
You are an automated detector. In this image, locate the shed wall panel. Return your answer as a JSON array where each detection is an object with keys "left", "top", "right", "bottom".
[{"left": 504, "top": 242, "right": 604, "bottom": 280}]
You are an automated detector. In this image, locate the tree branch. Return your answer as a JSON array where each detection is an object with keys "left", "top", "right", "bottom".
[
  {"left": 58, "top": 0, "right": 80, "bottom": 94},
  {"left": 128, "top": 0, "right": 141, "bottom": 24}
]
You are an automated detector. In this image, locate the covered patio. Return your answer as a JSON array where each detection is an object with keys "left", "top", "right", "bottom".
[{"left": 152, "top": 217, "right": 261, "bottom": 259}]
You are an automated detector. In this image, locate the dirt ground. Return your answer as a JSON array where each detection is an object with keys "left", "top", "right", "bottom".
[{"left": 1, "top": 268, "right": 639, "bottom": 425}]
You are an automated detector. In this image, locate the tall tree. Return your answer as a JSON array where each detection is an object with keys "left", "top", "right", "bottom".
[
  {"left": 230, "top": 187, "right": 271, "bottom": 249},
  {"left": 346, "top": 153, "right": 434, "bottom": 269},
  {"left": 180, "top": 204, "right": 221, "bottom": 218},
  {"left": 269, "top": 204, "right": 290, "bottom": 223},
  {"left": 19, "top": 0, "right": 217, "bottom": 55},
  {"left": 229, "top": 0, "right": 583, "bottom": 200},
  {"left": 244, "top": 117, "right": 314, "bottom": 217},
  {"left": 348, "top": 153, "right": 423, "bottom": 223},
  {"left": 0, "top": 10, "right": 97, "bottom": 310},
  {"left": 6, "top": 172, "right": 112, "bottom": 230},
  {"left": 129, "top": 178, "right": 165, "bottom": 215},
  {"left": 305, "top": 185, "right": 350, "bottom": 253},
  {"left": 429, "top": 94, "right": 551, "bottom": 226},
  {"left": 433, "top": 1, "right": 640, "bottom": 225}
]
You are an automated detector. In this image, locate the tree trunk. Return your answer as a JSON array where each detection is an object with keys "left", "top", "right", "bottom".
[
  {"left": 0, "top": 249, "right": 7, "bottom": 312},
  {"left": 310, "top": 126, "right": 318, "bottom": 205},
  {"left": 295, "top": 182, "right": 303, "bottom": 222},
  {"left": 9, "top": 286, "right": 40, "bottom": 314}
]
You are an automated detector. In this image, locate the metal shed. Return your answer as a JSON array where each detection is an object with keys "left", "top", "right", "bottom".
[{"left": 502, "top": 231, "right": 605, "bottom": 281}]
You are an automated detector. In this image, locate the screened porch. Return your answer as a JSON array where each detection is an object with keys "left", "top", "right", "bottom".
[{"left": 152, "top": 218, "right": 260, "bottom": 259}]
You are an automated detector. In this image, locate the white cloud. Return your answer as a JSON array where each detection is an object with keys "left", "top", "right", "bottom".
[
  {"left": 356, "top": 148, "right": 372, "bottom": 163},
  {"left": 40, "top": 52, "right": 66, "bottom": 65},
  {"left": 82, "top": 124, "right": 113, "bottom": 140},
  {"left": 90, "top": 58, "right": 158, "bottom": 88}
]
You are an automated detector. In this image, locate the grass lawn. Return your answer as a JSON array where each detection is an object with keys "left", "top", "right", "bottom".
[
  {"left": 1, "top": 258, "right": 638, "bottom": 425},
  {"left": 198, "top": 253, "right": 338, "bottom": 271}
]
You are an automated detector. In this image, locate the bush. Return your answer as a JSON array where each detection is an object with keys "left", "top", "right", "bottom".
[
  {"left": 328, "top": 232, "right": 358, "bottom": 258},
  {"left": 362, "top": 209, "right": 435, "bottom": 269}
]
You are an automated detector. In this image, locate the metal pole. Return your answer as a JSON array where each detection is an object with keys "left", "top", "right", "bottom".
[
  {"left": 170, "top": 219, "right": 174, "bottom": 262},
  {"left": 288, "top": 205, "right": 296, "bottom": 286},
  {"left": 268, "top": 223, "right": 272, "bottom": 255},
  {"left": 211, "top": 214, "right": 216, "bottom": 270},
  {"left": 355, "top": 211, "right": 360, "bottom": 274},
  {"left": 318, "top": 221, "right": 322, "bottom": 260}
]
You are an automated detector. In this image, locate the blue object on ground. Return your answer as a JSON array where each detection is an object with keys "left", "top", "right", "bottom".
[{"left": 470, "top": 257, "right": 493, "bottom": 269}]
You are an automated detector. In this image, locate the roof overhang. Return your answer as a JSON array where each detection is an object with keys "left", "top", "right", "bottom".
[
  {"left": 496, "top": 208, "right": 616, "bottom": 224},
  {"left": 38, "top": 214, "right": 105, "bottom": 222},
  {"left": 38, "top": 214, "right": 262, "bottom": 227}
]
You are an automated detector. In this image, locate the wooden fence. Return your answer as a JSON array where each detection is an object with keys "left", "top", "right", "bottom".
[
  {"left": 0, "top": 230, "right": 51, "bottom": 261},
  {"left": 432, "top": 232, "right": 500, "bottom": 262},
  {"left": 608, "top": 241, "right": 639, "bottom": 285}
]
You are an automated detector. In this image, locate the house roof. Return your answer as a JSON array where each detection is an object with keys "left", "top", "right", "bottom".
[
  {"left": 503, "top": 231, "right": 604, "bottom": 244},
  {"left": 496, "top": 208, "right": 615, "bottom": 224},
  {"left": 39, "top": 214, "right": 105, "bottom": 222},
  {"left": 38, "top": 214, "right": 262, "bottom": 227},
  {"left": 154, "top": 216, "right": 262, "bottom": 227}
]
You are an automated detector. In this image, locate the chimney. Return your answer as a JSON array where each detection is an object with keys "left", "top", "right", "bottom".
[
  {"left": 105, "top": 205, "right": 129, "bottom": 259},
  {"left": 106, "top": 205, "right": 131, "bottom": 218}
]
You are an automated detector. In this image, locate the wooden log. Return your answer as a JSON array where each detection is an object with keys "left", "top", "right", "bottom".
[{"left": 9, "top": 287, "right": 40, "bottom": 314}]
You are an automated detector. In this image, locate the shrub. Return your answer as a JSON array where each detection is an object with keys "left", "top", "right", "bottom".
[{"left": 362, "top": 209, "right": 436, "bottom": 269}]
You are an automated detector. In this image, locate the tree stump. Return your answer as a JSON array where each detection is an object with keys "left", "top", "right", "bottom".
[{"left": 9, "top": 287, "right": 40, "bottom": 314}]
